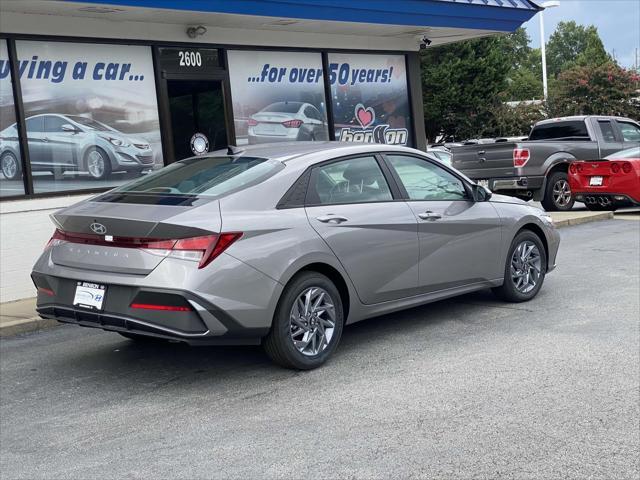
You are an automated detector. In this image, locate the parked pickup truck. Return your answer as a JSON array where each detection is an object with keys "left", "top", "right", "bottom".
[{"left": 451, "top": 116, "right": 640, "bottom": 210}]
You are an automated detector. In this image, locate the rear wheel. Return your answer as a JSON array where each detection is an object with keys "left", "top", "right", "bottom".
[
  {"left": 263, "top": 272, "right": 344, "bottom": 369},
  {"left": 492, "top": 230, "right": 547, "bottom": 303},
  {"left": 542, "top": 171, "right": 574, "bottom": 211}
]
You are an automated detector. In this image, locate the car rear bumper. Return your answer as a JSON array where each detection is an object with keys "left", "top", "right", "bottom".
[{"left": 574, "top": 192, "right": 640, "bottom": 208}]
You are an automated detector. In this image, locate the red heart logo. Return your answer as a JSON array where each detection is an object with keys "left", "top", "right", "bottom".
[{"left": 355, "top": 104, "right": 375, "bottom": 128}]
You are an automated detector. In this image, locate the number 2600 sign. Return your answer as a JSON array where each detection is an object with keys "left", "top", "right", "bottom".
[{"left": 178, "top": 51, "right": 202, "bottom": 67}]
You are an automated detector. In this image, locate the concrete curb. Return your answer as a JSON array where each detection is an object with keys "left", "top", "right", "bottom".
[
  {"left": 0, "top": 316, "right": 59, "bottom": 338},
  {"left": 0, "top": 209, "right": 618, "bottom": 339},
  {"left": 551, "top": 211, "right": 614, "bottom": 228}
]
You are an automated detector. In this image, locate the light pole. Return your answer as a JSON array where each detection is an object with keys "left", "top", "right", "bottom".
[{"left": 538, "top": 0, "right": 560, "bottom": 101}]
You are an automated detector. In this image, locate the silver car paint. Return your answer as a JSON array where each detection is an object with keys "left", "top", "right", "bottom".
[{"left": 32, "top": 142, "right": 560, "bottom": 340}]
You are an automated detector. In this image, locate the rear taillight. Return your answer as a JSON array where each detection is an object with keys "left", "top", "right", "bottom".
[
  {"left": 610, "top": 162, "right": 620, "bottom": 174},
  {"left": 576, "top": 163, "right": 584, "bottom": 173},
  {"left": 569, "top": 163, "right": 577, "bottom": 174},
  {"left": 622, "top": 162, "right": 632, "bottom": 174},
  {"left": 37, "top": 287, "right": 55, "bottom": 296},
  {"left": 44, "top": 229, "right": 242, "bottom": 269},
  {"left": 247, "top": 118, "right": 258, "bottom": 127},
  {"left": 282, "top": 119, "right": 303, "bottom": 128},
  {"left": 513, "top": 148, "right": 530, "bottom": 168}
]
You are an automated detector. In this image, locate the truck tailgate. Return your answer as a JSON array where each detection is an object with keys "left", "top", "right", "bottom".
[{"left": 451, "top": 142, "right": 516, "bottom": 179}]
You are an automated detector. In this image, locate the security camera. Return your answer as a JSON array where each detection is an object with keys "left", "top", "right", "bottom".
[
  {"left": 186, "top": 25, "right": 207, "bottom": 38},
  {"left": 419, "top": 36, "right": 432, "bottom": 50}
]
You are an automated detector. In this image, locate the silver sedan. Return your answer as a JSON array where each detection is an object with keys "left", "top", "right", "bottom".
[{"left": 32, "top": 142, "right": 560, "bottom": 369}]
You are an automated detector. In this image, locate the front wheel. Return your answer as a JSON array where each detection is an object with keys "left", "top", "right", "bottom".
[
  {"left": 492, "top": 230, "right": 547, "bottom": 303},
  {"left": 1, "top": 152, "right": 21, "bottom": 180},
  {"left": 263, "top": 272, "right": 344, "bottom": 370},
  {"left": 542, "top": 171, "right": 574, "bottom": 211},
  {"left": 85, "top": 147, "right": 112, "bottom": 180}
]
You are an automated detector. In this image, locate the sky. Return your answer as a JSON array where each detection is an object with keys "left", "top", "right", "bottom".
[{"left": 523, "top": 0, "right": 640, "bottom": 68}]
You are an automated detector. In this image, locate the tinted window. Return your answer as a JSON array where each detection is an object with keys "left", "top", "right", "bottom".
[
  {"left": 387, "top": 155, "right": 467, "bottom": 201},
  {"left": 112, "top": 156, "right": 281, "bottom": 197},
  {"left": 529, "top": 121, "right": 590, "bottom": 141},
  {"left": 261, "top": 102, "right": 302, "bottom": 114},
  {"left": 310, "top": 156, "right": 392, "bottom": 205},
  {"left": 618, "top": 122, "right": 640, "bottom": 142},
  {"left": 66, "top": 115, "right": 113, "bottom": 132},
  {"left": 44, "top": 116, "right": 68, "bottom": 133},
  {"left": 304, "top": 106, "right": 321, "bottom": 121},
  {"left": 598, "top": 121, "right": 617, "bottom": 142},
  {"left": 25, "top": 116, "right": 45, "bottom": 132}
]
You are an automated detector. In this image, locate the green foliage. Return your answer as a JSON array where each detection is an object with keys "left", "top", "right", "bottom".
[
  {"left": 490, "top": 103, "right": 547, "bottom": 138},
  {"left": 548, "top": 63, "right": 640, "bottom": 118},
  {"left": 546, "top": 21, "right": 611, "bottom": 78}
]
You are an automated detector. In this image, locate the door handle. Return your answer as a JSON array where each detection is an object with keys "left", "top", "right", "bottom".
[
  {"left": 316, "top": 215, "right": 348, "bottom": 224},
  {"left": 42, "top": 137, "right": 50, "bottom": 143},
  {"left": 418, "top": 211, "right": 442, "bottom": 221},
  {"left": 477, "top": 150, "right": 486, "bottom": 155}
]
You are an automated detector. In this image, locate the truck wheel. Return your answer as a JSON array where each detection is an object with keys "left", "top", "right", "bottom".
[{"left": 542, "top": 171, "right": 574, "bottom": 211}]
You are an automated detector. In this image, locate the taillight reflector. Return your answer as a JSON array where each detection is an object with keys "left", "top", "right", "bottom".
[
  {"left": 247, "top": 118, "right": 258, "bottom": 126},
  {"left": 130, "top": 303, "right": 191, "bottom": 312},
  {"left": 513, "top": 148, "right": 530, "bottom": 168},
  {"left": 45, "top": 229, "right": 242, "bottom": 269}
]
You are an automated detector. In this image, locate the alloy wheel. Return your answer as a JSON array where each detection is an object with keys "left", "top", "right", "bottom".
[
  {"left": 1, "top": 154, "right": 18, "bottom": 179},
  {"left": 552, "top": 179, "right": 572, "bottom": 208},
  {"left": 289, "top": 287, "right": 336, "bottom": 357},
  {"left": 87, "top": 151, "right": 105, "bottom": 178},
  {"left": 510, "top": 241, "right": 542, "bottom": 294}
]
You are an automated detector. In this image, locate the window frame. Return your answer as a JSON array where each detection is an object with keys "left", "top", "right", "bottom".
[{"left": 379, "top": 152, "right": 474, "bottom": 202}]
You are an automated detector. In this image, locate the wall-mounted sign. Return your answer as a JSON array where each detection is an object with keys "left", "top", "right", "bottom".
[
  {"left": 328, "top": 53, "right": 412, "bottom": 146},
  {"left": 158, "top": 47, "right": 221, "bottom": 75}
]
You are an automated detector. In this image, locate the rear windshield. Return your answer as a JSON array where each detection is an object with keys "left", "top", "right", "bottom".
[
  {"left": 529, "top": 121, "right": 590, "bottom": 141},
  {"left": 262, "top": 102, "right": 302, "bottom": 113},
  {"left": 108, "top": 156, "right": 282, "bottom": 199}
]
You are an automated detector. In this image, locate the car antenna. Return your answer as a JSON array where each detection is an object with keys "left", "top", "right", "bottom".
[{"left": 227, "top": 145, "right": 243, "bottom": 156}]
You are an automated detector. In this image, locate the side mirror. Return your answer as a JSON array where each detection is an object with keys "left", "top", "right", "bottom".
[
  {"left": 61, "top": 124, "right": 79, "bottom": 133},
  {"left": 472, "top": 183, "right": 492, "bottom": 202}
]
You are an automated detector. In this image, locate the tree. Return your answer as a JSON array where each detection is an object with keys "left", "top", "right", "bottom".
[
  {"left": 548, "top": 62, "right": 640, "bottom": 118},
  {"left": 546, "top": 21, "right": 611, "bottom": 78},
  {"left": 421, "top": 30, "right": 528, "bottom": 141}
]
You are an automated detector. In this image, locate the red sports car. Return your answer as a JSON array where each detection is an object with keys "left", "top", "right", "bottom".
[{"left": 569, "top": 147, "right": 640, "bottom": 211}]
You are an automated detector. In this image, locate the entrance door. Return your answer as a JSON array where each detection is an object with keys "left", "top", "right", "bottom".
[{"left": 166, "top": 80, "right": 228, "bottom": 161}]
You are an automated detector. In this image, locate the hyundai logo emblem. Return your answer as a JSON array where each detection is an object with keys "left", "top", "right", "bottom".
[{"left": 90, "top": 222, "right": 107, "bottom": 235}]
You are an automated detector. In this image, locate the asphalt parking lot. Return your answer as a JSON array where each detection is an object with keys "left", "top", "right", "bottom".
[{"left": 1, "top": 218, "right": 639, "bottom": 479}]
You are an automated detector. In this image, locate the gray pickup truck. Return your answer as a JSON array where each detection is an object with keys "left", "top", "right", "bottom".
[{"left": 451, "top": 116, "right": 640, "bottom": 210}]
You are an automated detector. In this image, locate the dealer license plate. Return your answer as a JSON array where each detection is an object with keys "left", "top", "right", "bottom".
[
  {"left": 590, "top": 176, "right": 603, "bottom": 186},
  {"left": 73, "top": 281, "right": 106, "bottom": 311}
]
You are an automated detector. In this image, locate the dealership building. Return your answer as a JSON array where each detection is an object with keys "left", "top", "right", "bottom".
[{"left": 0, "top": 0, "right": 539, "bottom": 302}]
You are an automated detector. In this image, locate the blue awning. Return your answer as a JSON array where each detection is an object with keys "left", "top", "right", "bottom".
[{"left": 70, "top": 0, "right": 541, "bottom": 33}]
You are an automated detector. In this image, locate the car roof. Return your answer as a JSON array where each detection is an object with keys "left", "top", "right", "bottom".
[
  {"left": 535, "top": 115, "right": 637, "bottom": 125},
  {"left": 208, "top": 141, "right": 423, "bottom": 163}
]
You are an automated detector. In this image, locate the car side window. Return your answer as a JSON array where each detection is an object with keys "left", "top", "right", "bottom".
[
  {"left": 25, "top": 116, "right": 44, "bottom": 133},
  {"left": 44, "top": 116, "right": 68, "bottom": 133},
  {"left": 618, "top": 122, "right": 640, "bottom": 142},
  {"left": 598, "top": 121, "right": 617, "bottom": 142},
  {"left": 309, "top": 156, "right": 393, "bottom": 205},
  {"left": 386, "top": 154, "right": 468, "bottom": 201},
  {"left": 304, "top": 106, "right": 319, "bottom": 121}
]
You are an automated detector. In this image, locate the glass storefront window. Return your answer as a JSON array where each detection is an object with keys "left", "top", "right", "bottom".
[
  {"left": 15, "top": 41, "right": 163, "bottom": 194},
  {"left": 328, "top": 53, "right": 412, "bottom": 146},
  {"left": 227, "top": 50, "right": 329, "bottom": 146},
  {"left": 0, "top": 40, "right": 25, "bottom": 198}
]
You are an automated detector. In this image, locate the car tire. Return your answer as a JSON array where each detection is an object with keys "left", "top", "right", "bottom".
[
  {"left": 85, "top": 147, "right": 112, "bottom": 181},
  {"left": 263, "top": 271, "right": 344, "bottom": 370},
  {"left": 0, "top": 152, "right": 21, "bottom": 180},
  {"left": 542, "top": 171, "right": 574, "bottom": 211},
  {"left": 492, "top": 230, "right": 547, "bottom": 303}
]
